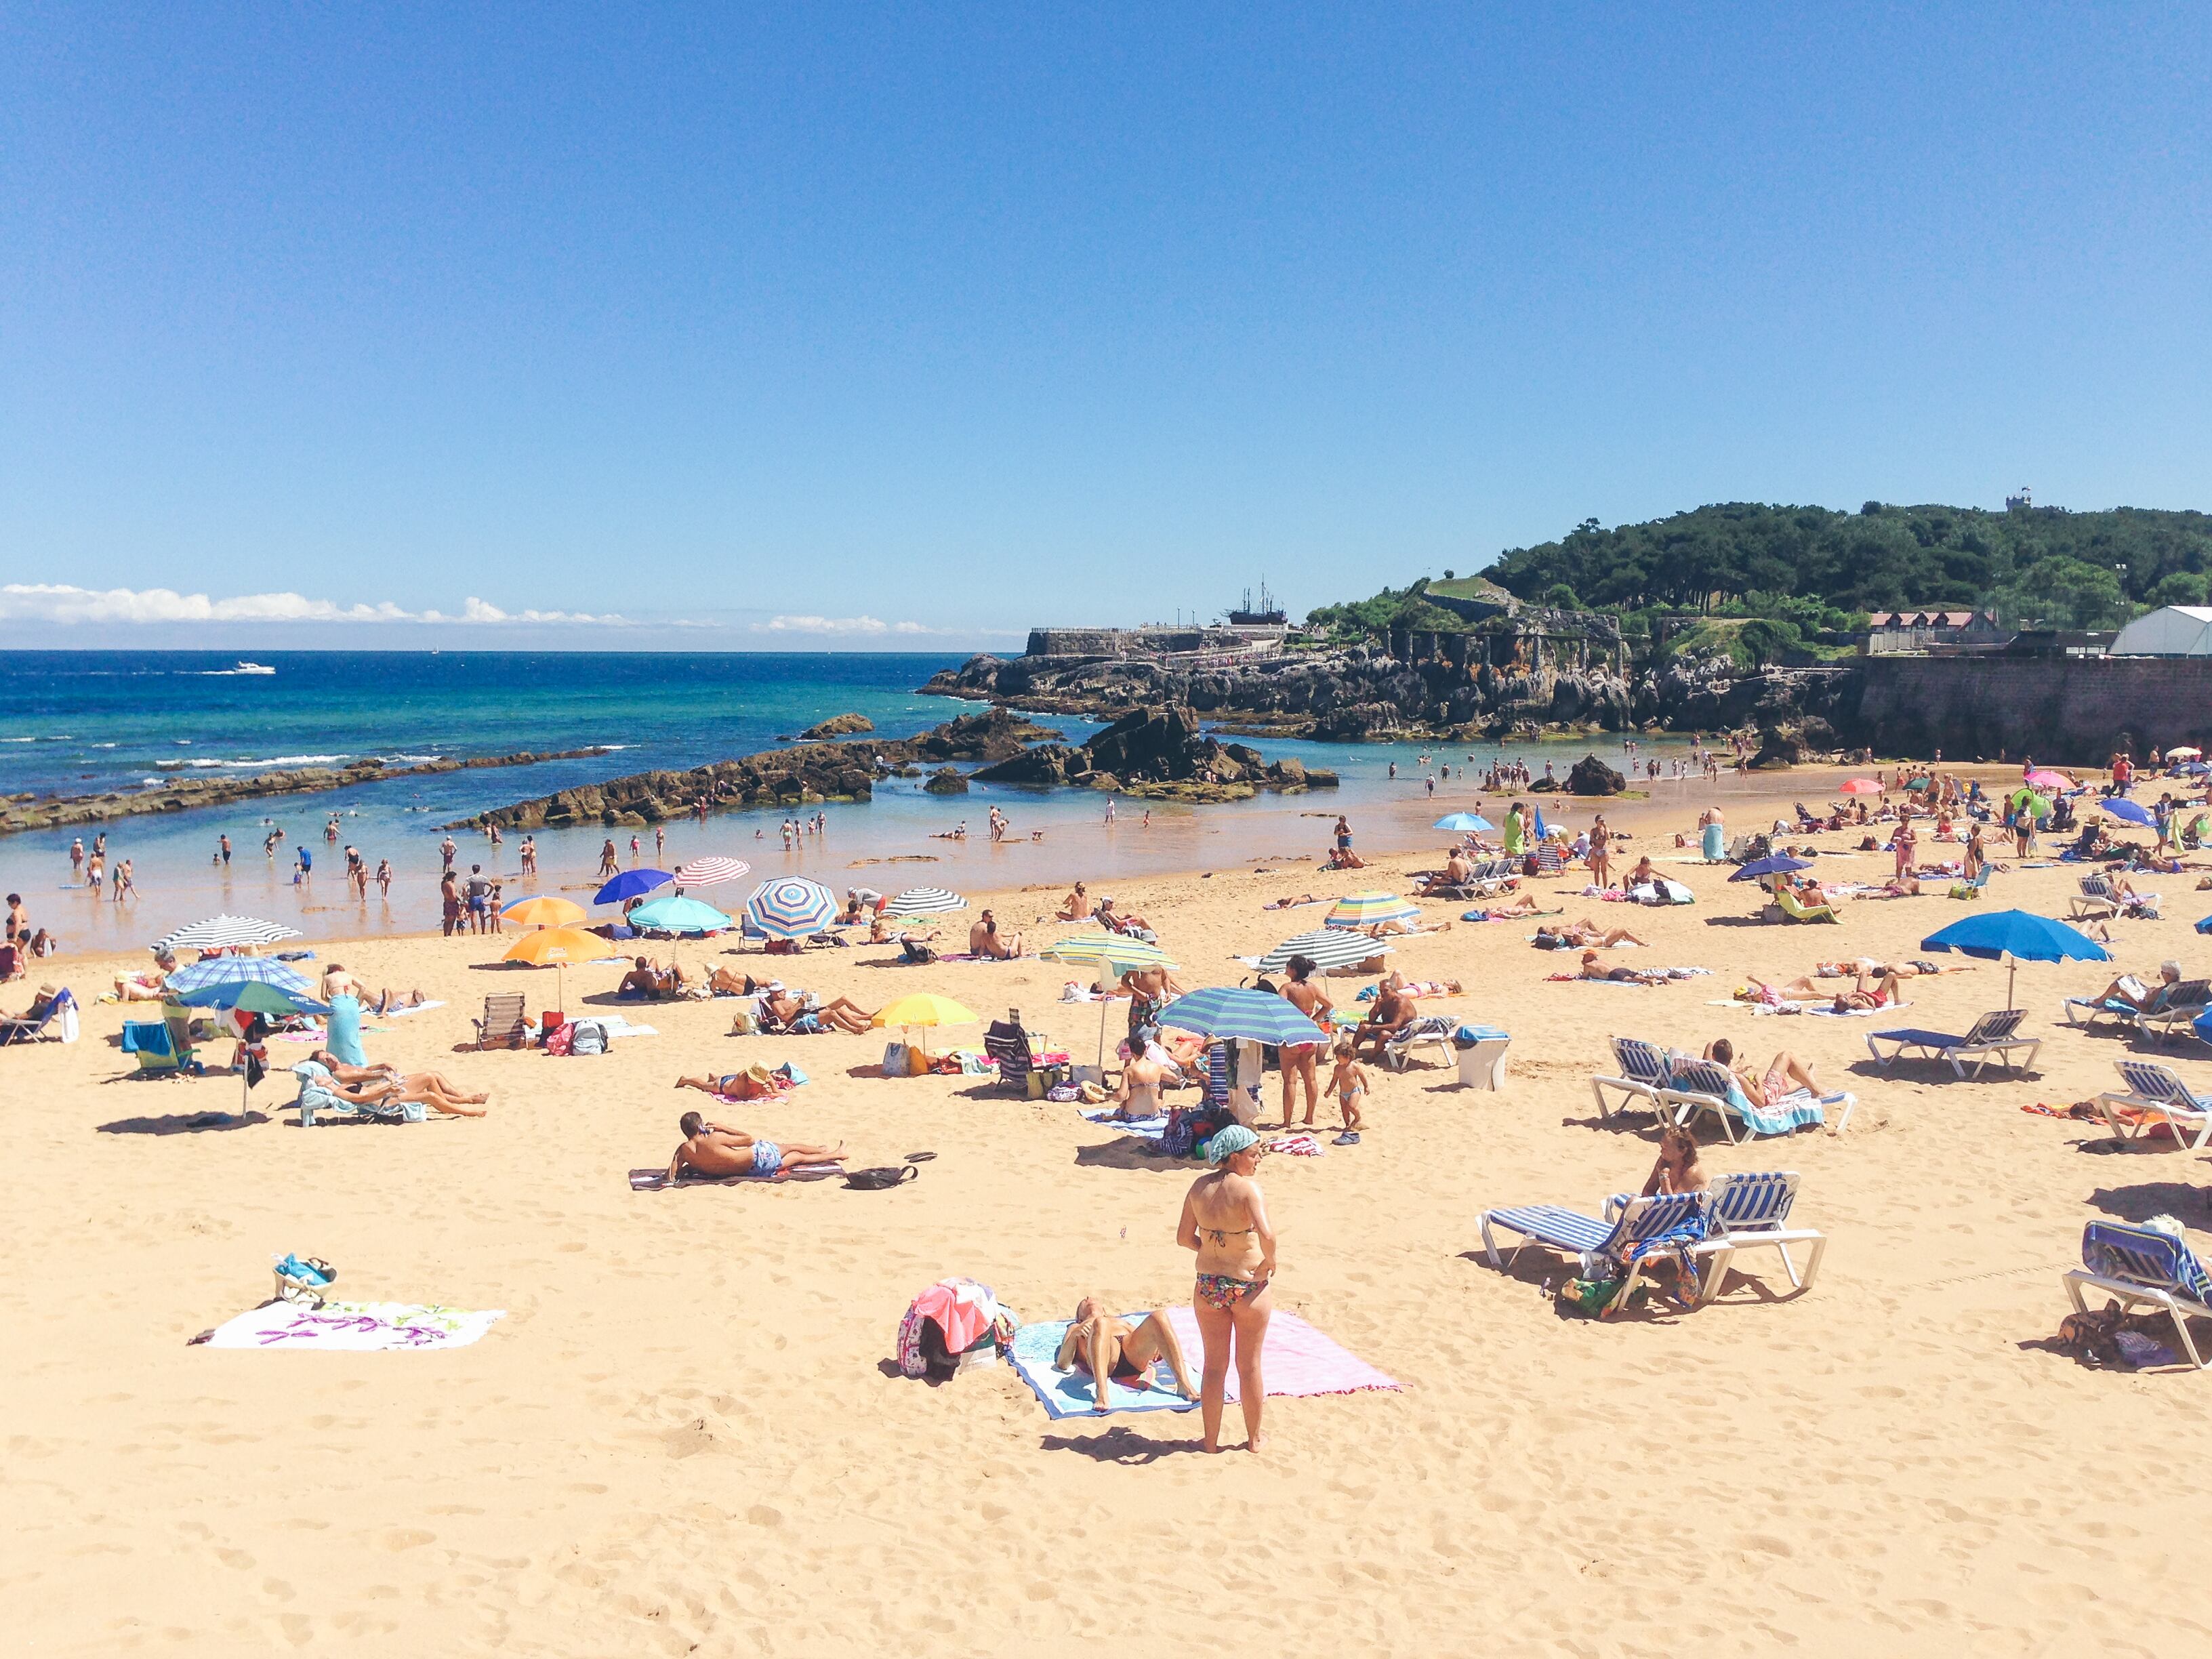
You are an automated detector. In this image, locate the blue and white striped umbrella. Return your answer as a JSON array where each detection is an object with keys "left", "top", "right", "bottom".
[
  {"left": 743, "top": 876, "right": 839, "bottom": 939},
  {"left": 1250, "top": 928, "right": 1391, "bottom": 974},
  {"left": 164, "top": 956, "right": 321, "bottom": 1000},
  {"left": 882, "top": 886, "right": 966, "bottom": 918},
  {"left": 1155, "top": 986, "right": 1328, "bottom": 1047},
  {"left": 152, "top": 914, "right": 302, "bottom": 952}
]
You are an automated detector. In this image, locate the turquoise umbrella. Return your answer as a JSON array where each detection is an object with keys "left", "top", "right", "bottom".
[{"left": 626, "top": 895, "right": 734, "bottom": 934}]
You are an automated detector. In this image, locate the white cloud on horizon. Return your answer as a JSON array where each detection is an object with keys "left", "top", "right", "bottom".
[
  {"left": 754, "top": 614, "right": 934, "bottom": 636},
  {"left": 0, "top": 583, "right": 628, "bottom": 626}
]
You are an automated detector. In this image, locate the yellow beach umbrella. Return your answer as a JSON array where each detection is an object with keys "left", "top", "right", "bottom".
[
  {"left": 871, "top": 992, "right": 979, "bottom": 1059},
  {"left": 500, "top": 925, "right": 602, "bottom": 1015},
  {"left": 504, "top": 895, "right": 587, "bottom": 928}
]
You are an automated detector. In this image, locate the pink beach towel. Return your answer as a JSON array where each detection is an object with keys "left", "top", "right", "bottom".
[{"left": 1161, "top": 1307, "right": 1399, "bottom": 1402}]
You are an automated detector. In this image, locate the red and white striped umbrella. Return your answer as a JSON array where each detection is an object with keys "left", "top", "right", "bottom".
[{"left": 672, "top": 857, "right": 752, "bottom": 889}]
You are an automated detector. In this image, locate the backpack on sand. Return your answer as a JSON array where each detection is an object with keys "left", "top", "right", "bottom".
[{"left": 569, "top": 1019, "right": 607, "bottom": 1057}]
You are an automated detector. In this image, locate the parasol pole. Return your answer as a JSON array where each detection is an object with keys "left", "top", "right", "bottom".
[{"left": 2006, "top": 951, "right": 2016, "bottom": 1012}]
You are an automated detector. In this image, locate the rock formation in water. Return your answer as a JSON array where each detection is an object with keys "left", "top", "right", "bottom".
[{"left": 968, "top": 705, "right": 1336, "bottom": 801}]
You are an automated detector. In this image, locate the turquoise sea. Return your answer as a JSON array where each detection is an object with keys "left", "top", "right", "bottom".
[{"left": 0, "top": 650, "right": 1704, "bottom": 954}]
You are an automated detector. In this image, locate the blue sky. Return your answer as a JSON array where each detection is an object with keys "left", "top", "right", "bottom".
[{"left": 3, "top": 6, "right": 2207, "bottom": 649}]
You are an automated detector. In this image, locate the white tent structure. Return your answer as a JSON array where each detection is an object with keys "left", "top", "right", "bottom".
[{"left": 2111, "top": 606, "right": 2212, "bottom": 657}]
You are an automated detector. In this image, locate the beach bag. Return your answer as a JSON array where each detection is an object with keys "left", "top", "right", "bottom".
[
  {"left": 882, "top": 1041, "right": 909, "bottom": 1076},
  {"left": 544, "top": 1022, "right": 574, "bottom": 1057},
  {"left": 845, "top": 1164, "right": 918, "bottom": 1191},
  {"left": 569, "top": 1019, "right": 608, "bottom": 1057}
]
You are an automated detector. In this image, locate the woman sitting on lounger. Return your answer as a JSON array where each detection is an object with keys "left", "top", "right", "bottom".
[
  {"left": 1577, "top": 950, "right": 1667, "bottom": 985},
  {"left": 667, "top": 1111, "right": 844, "bottom": 1181},
  {"left": 1054, "top": 1295, "right": 1200, "bottom": 1413},
  {"left": 1639, "top": 1124, "right": 1709, "bottom": 1195},
  {"left": 1704, "top": 1037, "right": 1821, "bottom": 1108}
]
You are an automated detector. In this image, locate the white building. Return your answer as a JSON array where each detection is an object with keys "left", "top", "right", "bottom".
[{"left": 2109, "top": 605, "right": 2212, "bottom": 657}]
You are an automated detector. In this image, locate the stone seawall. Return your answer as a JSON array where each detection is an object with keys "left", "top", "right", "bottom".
[{"left": 1858, "top": 655, "right": 2212, "bottom": 764}]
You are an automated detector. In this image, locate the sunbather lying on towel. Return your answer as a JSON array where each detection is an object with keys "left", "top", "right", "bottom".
[
  {"left": 300, "top": 1063, "right": 489, "bottom": 1118},
  {"left": 1540, "top": 918, "right": 1647, "bottom": 950},
  {"left": 1375, "top": 970, "right": 1464, "bottom": 999},
  {"left": 1261, "top": 893, "right": 1322, "bottom": 911},
  {"left": 1577, "top": 950, "right": 1668, "bottom": 985},
  {"left": 1704, "top": 1038, "right": 1822, "bottom": 1108},
  {"left": 667, "top": 1111, "right": 844, "bottom": 1181},
  {"left": 1054, "top": 1295, "right": 1200, "bottom": 1412},
  {"left": 1639, "top": 1124, "right": 1709, "bottom": 1195},
  {"left": 760, "top": 989, "right": 874, "bottom": 1034},
  {"left": 969, "top": 911, "right": 1025, "bottom": 959},
  {"left": 1741, "top": 966, "right": 1904, "bottom": 1010},
  {"left": 1811, "top": 958, "right": 1974, "bottom": 980},
  {"left": 1465, "top": 890, "right": 1545, "bottom": 920}
]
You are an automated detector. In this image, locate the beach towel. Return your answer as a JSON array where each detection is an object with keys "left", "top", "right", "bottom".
[
  {"left": 384, "top": 1000, "right": 447, "bottom": 1018},
  {"left": 628, "top": 1164, "right": 844, "bottom": 1190},
  {"left": 1080, "top": 1109, "right": 1170, "bottom": 1139},
  {"left": 1010, "top": 1309, "right": 1399, "bottom": 1419},
  {"left": 592, "top": 1015, "right": 658, "bottom": 1040},
  {"left": 199, "top": 1300, "right": 504, "bottom": 1351},
  {"left": 1735, "top": 1088, "right": 1832, "bottom": 1136}
]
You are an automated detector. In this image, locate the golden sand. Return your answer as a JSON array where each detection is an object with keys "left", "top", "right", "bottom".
[{"left": 5, "top": 773, "right": 2205, "bottom": 1654}]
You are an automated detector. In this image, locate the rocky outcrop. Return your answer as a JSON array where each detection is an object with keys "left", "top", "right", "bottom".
[
  {"left": 922, "top": 766, "right": 968, "bottom": 794},
  {"left": 0, "top": 747, "right": 614, "bottom": 838},
  {"left": 800, "top": 713, "right": 874, "bottom": 738},
  {"left": 905, "top": 708, "right": 1063, "bottom": 762},
  {"left": 968, "top": 705, "right": 1336, "bottom": 798},
  {"left": 1566, "top": 754, "right": 1626, "bottom": 796}
]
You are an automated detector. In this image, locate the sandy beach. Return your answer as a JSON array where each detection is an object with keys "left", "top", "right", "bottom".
[{"left": 7, "top": 771, "right": 2209, "bottom": 1656}]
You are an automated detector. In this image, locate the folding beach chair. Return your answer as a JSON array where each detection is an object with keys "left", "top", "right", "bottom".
[
  {"left": 1534, "top": 842, "right": 1563, "bottom": 878},
  {"left": 1607, "top": 1170, "right": 1826, "bottom": 1303},
  {"left": 121, "top": 1018, "right": 184, "bottom": 1075},
  {"left": 984, "top": 1009, "right": 1049, "bottom": 1095},
  {"left": 1478, "top": 1191, "right": 1712, "bottom": 1314},
  {"left": 0, "top": 986, "right": 77, "bottom": 1046},
  {"left": 1865, "top": 1008, "right": 2041, "bottom": 1078},
  {"left": 1382, "top": 1015, "right": 1457, "bottom": 1071},
  {"left": 2063, "top": 1221, "right": 2212, "bottom": 1369},
  {"left": 1946, "top": 865, "right": 1994, "bottom": 900},
  {"left": 472, "top": 994, "right": 530, "bottom": 1050},
  {"left": 1656, "top": 1057, "right": 1851, "bottom": 1141},
  {"left": 2072, "top": 872, "right": 2160, "bottom": 921},
  {"left": 1774, "top": 889, "right": 1839, "bottom": 924},
  {"left": 1589, "top": 1036, "right": 1671, "bottom": 1124},
  {"left": 2095, "top": 1059, "right": 2212, "bottom": 1148}
]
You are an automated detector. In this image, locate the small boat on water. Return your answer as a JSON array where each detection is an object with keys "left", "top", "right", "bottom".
[{"left": 202, "top": 661, "right": 276, "bottom": 676}]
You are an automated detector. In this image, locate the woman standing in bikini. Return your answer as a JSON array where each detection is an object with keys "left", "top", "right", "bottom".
[
  {"left": 1176, "top": 1124, "right": 1276, "bottom": 1453},
  {"left": 1273, "top": 954, "right": 1331, "bottom": 1128}
]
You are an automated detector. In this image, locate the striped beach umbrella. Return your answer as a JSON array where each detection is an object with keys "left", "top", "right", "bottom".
[
  {"left": 1040, "top": 933, "right": 1181, "bottom": 1066},
  {"left": 1155, "top": 986, "right": 1329, "bottom": 1048},
  {"left": 152, "top": 915, "right": 302, "bottom": 953},
  {"left": 672, "top": 856, "right": 751, "bottom": 890},
  {"left": 1323, "top": 891, "right": 1420, "bottom": 931},
  {"left": 743, "top": 876, "right": 839, "bottom": 939},
  {"left": 1250, "top": 928, "right": 1391, "bottom": 975},
  {"left": 882, "top": 886, "right": 966, "bottom": 918}
]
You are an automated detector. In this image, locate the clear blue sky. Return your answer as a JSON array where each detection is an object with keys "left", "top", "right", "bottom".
[{"left": 3, "top": 6, "right": 2207, "bottom": 649}]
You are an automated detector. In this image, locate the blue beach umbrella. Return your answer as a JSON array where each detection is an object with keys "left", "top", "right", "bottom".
[
  {"left": 1921, "top": 909, "right": 2110, "bottom": 1008},
  {"left": 625, "top": 895, "right": 734, "bottom": 935},
  {"left": 2102, "top": 798, "right": 2157, "bottom": 828},
  {"left": 1729, "top": 855, "right": 1813, "bottom": 882},
  {"left": 165, "top": 956, "right": 321, "bottom": 1002},
  {"left": 594, "top": 868, "right": 674, "bottom": 905},
  {"left": 1532, "top": 806, "right": 1550, "bottom": 840},
  {"left": 1155, "top": 986, "right": 1329, "bottom": 1048},
  {"left": 1433, "top": 812, "right": 1495, "bottom": 833}
]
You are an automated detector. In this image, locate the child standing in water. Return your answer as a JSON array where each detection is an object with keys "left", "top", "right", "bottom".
[{"left": 1322, "top": 1039, "right": 1370, "bottom": 1139}]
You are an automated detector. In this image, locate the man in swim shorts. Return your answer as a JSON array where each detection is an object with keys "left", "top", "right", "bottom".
[
  {"left": 665, "top": 1111, "right": 844, "bottom": 1181},
  {"left": 1053, "top": 1295, "right": 1200, "bottom": 1413}
]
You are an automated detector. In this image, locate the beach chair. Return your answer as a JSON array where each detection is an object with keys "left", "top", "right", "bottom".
[
  {"left": 1607, "top": 1170, "right": 1826, "bottom": 1303},
  {"left": 121, "top": 1018, "right": 185, "bottom": 1075},
  {"left": 2137, "top": 981, "right": 2212, "bottom": 1044},
  {"left": 1382, "top": 1014, "right": 1458, "bottom": 1071},
  {"left": 1865, "top": 1008, "right": 2041, "bottom": 1078},
  {"left": 1723, "top": 835, "right": 1755, "bottom": 863},
  {"left": 984, "top": 1009, "right": 1050, "bottom": 1095},
  {"left": 1656, "top": 1057, "right": 1850, "bottom": 1141},
  {"left": 1947, "top": 865, "right": 1994, "bottom": 900},
  {"left": 1534, "top": 842, "right": 1563, "bottom": 877},
  {"left": 2062, "top": 1221, "right": 2212, "bottom": 1369},
  {"left": 1589, "top": 1036, "right": 1671, "bottom": 1124},
  {"left": 2073, "top": 872, "right": 2159, "bottom": 920},
  {"left": 2060, "top": 986, "right": 2148, "bottom": 1034},
  {"left": 2095, "top": 1059, "right": 2212, "bottom": 1148},
  {"left": 1774, "top": 888, "right": 1839, "bottom": 924},
  {"left": 0, "top": 986, "right": 77, "bottom": 1046},
  {"left": 1477, "top": 1191, "right": 1712, "bottom": 1313},
  {"left": 472, "top": 994, "right": 530, "bottom": 1050}
]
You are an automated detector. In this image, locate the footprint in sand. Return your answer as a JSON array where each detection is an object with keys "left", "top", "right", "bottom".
[{"left": 377, "top": 1528, "right": 436, "bottom": 1552}]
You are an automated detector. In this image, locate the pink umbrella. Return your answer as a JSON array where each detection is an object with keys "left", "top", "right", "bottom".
[
  {"left": 2024, "top": 769, "right": 2072, "bottom": 791},
  {"left": 1839, "top": 779, "right": 1883, "bottom": 796}
]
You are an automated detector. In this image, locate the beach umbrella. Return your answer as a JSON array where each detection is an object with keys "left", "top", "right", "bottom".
[
  {"left": 1921, "top": 909, "right": 2110, "bottom": 1008},
  {"left": 501, "top": 924, "right": 602, "bottom": 1012},
  {"left": 1250, "top": 928, "right": 1392, "bottom": 975},
  {"left": 2009, "top": 787, "right": 2053, "bottom": 819},
  {"left": 2024, "top": 769, "right": 2073, "bottom": 792},
  {"left": 672, "top": 856, "right": 751, "bottom": 890},
  {"left": 1433, "top": 812, "right": 1494, "bottom": 834},
  {"left": 1324, "top": 891, "right": 1420, "bottom": 931},
  {"left": 152, "top": 914, "right": 301, "bottom": 954},
  {"left": 1839, "top": 779, "right": 1883, "bottom": 796},
  {"left": 1903, "top": 777, "right": 1933, "bottom": 792},
  {"left": 870, "top": 991, "right": 978, "bottom": 1059},
  {"left": 1040, "top": 933, "right": 1181, "bottom": 1067},
  {"left": 165, "top": 956, "right": 321, "bottom": 1001},
  {"left": 1155, "top": 986, "right": 1329, "bottom": 1048},
  {"left": 1532, "top": 806, "right": 1551, "bottom": 840},
  {"left": 2168, "top": 747, "right": 2202, "bottom": 760},
  {"left": 593, "top": 868, "right": 672, "bottom": 905},
  {"left": 503, "top": 895, "right": 586, "bottom": 928},
  {"left": 743, "top": 876, "right": 839, "bottom": 939},
  {"left": 626, "top": 895, "right": 734, "bottom": 935},
  {"left": 882, "top": 886, "right": 966, "bottom": 918},
  {"left": 2102, "top": 798, "right": 2156, "bottom": 828},
  {"left": 1729, "top": 855, "right": 1813, "bottom": 882}
]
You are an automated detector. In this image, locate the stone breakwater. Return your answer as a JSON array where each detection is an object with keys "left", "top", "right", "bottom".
[{"left": 0, "top": 747, "right": 617, "bottom": 837}]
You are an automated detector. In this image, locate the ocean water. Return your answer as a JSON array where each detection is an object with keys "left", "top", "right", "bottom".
[{"left": 0, "top": 650, "right": 1708, "bottom": 954}]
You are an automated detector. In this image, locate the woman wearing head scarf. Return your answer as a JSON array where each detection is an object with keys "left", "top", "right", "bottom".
[{"left": 1176, "top": 1124, "right": 1277, "bottom": 1453}]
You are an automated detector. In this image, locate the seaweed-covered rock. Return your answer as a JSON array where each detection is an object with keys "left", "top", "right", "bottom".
[
  {"left": 801, "top": 712, "right": 874, "bottom": 738},
  {"left": 922, "top": 766, "right": 969, "bottom": 794}
]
